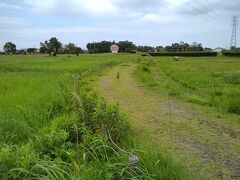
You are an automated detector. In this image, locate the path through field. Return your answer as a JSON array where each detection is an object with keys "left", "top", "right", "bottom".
[{"left": 96, "top": 63, "right": 240, "bottom": 180}]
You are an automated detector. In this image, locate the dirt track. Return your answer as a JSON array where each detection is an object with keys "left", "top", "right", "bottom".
[{"left": 96, "top": 63, "right": 240, "bottom": 180}]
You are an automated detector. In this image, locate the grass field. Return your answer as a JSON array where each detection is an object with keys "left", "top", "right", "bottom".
[
  {"left": 0, "top": 54, "right": 189, "bottom": 179},
  {"left": 0, "top": 54, "right": 239, "bottom": 179},
  {"left": 137, "top": 56, "right": 240, "bottom": 115},
  {"left": 0, "top": 54, "right": 127, "bottom": 144}
]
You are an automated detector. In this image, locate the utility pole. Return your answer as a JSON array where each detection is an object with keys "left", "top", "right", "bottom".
[{"left": 230, "top": 15, "right": 238, "bottom": 50}]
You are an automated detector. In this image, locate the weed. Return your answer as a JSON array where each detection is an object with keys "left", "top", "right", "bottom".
[
  {"left": 225, "top": 95, "right": 240, "bottom": 114},
  {"left": 224, "top": 72, "right": 240, "bottom": 84},
  {"left": 142, "top": 65, "right": 151, "bottom": 72}
]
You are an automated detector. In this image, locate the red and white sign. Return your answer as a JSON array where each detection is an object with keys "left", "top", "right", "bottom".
[{"left": 110, "top": 44, "right": 119, "bottom": 53}]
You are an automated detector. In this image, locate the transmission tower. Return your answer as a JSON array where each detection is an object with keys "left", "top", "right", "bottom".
[{"left": 230, "top": 15, "right": 238, "bottom": 49}]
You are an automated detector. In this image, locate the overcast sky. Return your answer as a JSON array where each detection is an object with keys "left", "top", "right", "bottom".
[{"left": 0, "top": 0, "right": 239, "bottom": 50}]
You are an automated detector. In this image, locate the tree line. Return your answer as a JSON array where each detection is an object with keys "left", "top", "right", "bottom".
[{"left": 2, "top": 37, "right": 208, "bottom": 55}]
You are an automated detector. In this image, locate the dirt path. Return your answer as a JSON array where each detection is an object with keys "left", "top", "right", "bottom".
[{"left": 96, "top": 63, "right": 240, "bottom": 180}]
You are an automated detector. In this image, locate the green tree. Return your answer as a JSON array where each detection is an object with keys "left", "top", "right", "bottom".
[
  {"left": 64, "top": 43, "right": 75, "bottom": 56},
  {"left": 137, "top": 45, "right": 155, "bottom": 52},
  {"left": 64, "top": 43, "right": 82, "bottom": 56},
  {"left": 3, "top": 42, "right": 16, "bottom": 54},
  {"left": 156, "top": 46, "right": 164, "bottom": 52},
  {"left": 117, "top": 41, "right": 136, "bottom": 53},
  {"left": 40, "top": 37, "right": 62, "bottom": 56},
  {"left": 39, "top": 42, "right": 47, "bottom": 53},
  {"left": 75, "top": 47, "right": 82, "bottom": 56},
  {"left": 27, "top": 48, "right": 37, "bottom": 54}
]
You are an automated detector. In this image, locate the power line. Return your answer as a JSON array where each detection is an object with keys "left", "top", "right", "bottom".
[
  {"left": 165, "top": 0, "right": 225, "bottom": 23},
  {"left": 193, "top": 0, "right": 227, "bottom": 20},
  {"left": 179, "top": 0, "right": 222, "bottom": 22}
]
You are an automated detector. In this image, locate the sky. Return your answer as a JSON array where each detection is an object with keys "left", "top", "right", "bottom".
[{"left": 0, "top": 0, "right": 239, "bottom": 50}]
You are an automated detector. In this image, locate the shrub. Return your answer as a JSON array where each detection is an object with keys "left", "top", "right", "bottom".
[
  {"left": 222, "top": 50, "right": 240, "bottom": 56},
  {"left": 147, "top": 52, "right": 217, "bottom": 57}
]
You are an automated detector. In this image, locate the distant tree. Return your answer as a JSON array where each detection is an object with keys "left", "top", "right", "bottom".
[
  {"left": 204, "top": 47, "right": 212, "bottom": 52},
  {"left": 40, "top": 37, "right": 62, "bottom": 56},
  {"left": 64, "top": 43, "right": 82, "bottom": 56},
  {"left": 86, "top": 41, "right": 112, "bottom": 53},
  {"left": 64, "top": 43, "right": 76, "bottom": 56},
  {"left": 3, "top": 42, "right": 16, "bottom": 54},
  {"left": 96, "top": 41, "right": 112, "bottom": 53},
  {"left": 86, "top": 40, "right": 138, "bottom": 53},
  {"left": 117, "top": 41, "right": 136, "bottom": 52},
  {"left": 137, "top": 45, "right": 155, "bottom": 52},
  {"left": 86, "top": 42, "right": 94, "bottom": 53},
  {"left": 40, "top": 42, "right": 47, "bottom": 53},
  {"left": 188, "top": 42, "right": 203, "bottom": 51},
  {"left": 164, "top": 45, "right": 172, "bottom": 52},
  {"left": 75, "top": 47, "right": 82, "bottom": 56},
  {"left": 184, "top": 43, "right": 190, "bottom": 51},
  {"left": 164, "top": 41, "right": 203, "bottom": 52},
  {"left": 156, "top": 46, "right": 164, "bottom": 52},
  {"left": 27, "top": 48, "right": 37, "bottom": 54}
]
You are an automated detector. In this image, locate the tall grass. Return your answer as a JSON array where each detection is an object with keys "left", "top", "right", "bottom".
[
  {"left": 0, "top": 55, "right": 188, "bottom": 179},
  {"left": 0, "top": 78, "right": 187, "bottom": 179},
  {"left": 0, "top": 54, "right": 134, "bottom": 144},
  {"left": 136, "top": 57, "right": 240, "bottom": 115}
]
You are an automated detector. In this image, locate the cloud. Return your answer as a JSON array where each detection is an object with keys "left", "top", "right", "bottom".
[
  {"left": 112, "top": 0, "right": 165, "bottom": 11},
  {"left": 1, "top": 0, "right": 238, "bottom": 49},
  {"left": 0, "top": 25, "right": 120, "bottom": 38},
  {"left": 24, "top": 0, "right": 118, "bottom": 17},
  {"left": 0, "top": 16, "right": 28, "bottom": 26},
  {"left": 23, "top": 0, "right": 169, "bottom": 18},
  {"left": 0, "top": 2, "right": 23, "bottom": 10},
  {"left": 23, "top": 0, "right": 240, "bottom": 20},
  {"left": 139, "top": 13, "right": 180, "bottom": 24}
]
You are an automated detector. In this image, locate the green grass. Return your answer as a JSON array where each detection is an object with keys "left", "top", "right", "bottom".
[
  {"left": 136, "top": 56, "right": 240, "bottom": 114},
  {"left": 0, "top": 54, "right": 189, "bottom": 179},
  {"left": 0, "top": 54, "right": 135, "bottom": 144}
]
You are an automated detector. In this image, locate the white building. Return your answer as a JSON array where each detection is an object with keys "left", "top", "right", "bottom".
[{"left": 212, "top": 47, "right": 225, "bottom": 53}]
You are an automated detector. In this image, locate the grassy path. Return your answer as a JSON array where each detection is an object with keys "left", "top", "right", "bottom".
[{"left": 96, "top": 63, "right": 240, "bottom": 180}]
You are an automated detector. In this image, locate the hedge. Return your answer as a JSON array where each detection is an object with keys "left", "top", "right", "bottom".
[
  {"left": 222, "top": 51, "right": 240, "bottom": 57},
  {"left": 146, "top": 52, "right": 218, "bottom": 57}
]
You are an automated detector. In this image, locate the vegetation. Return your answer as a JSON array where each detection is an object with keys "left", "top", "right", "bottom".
[
  {"left": 222, "top": 50, "right": 240, "bottom": 56},
  {"left": 164, "top": 41, "right": 204, "bottom": 52},
  {"left": 0, "top": 54, "right": 128, "bottom": 143},
  {"left": 147, "top": 52, "right": 217, "bottom": 57},
  {"left": 136, "top": 56, "right": 240, "bottom": 114},
  {"left": 1, "top": 39, "right": 216, "bottom": 56},
  {"left": 3, "top": 42, "right": 16, "bottom": 54},
  {"left": 0, "top": 54, "right": 187, "bottom": 179},
  {"left": 63, "top": 43, "right": 82, "bottom": 56},
  {"left": 40, "top": 37, "right": 63, "bottom": 56},
  {"left": 86, "top": 41, "right": 137, "bottom": 53}
]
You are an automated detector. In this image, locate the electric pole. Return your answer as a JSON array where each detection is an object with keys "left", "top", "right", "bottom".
[{"left": 230, "top": 15, "right": 238, "bottom": 50}]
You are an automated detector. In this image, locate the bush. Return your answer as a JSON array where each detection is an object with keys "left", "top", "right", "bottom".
[
  {"left": 222, "top": 50, "right": 240, "bottom": 56},
  {"left": 147, "top": 52, "right": 217, "bottom": 57}
]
